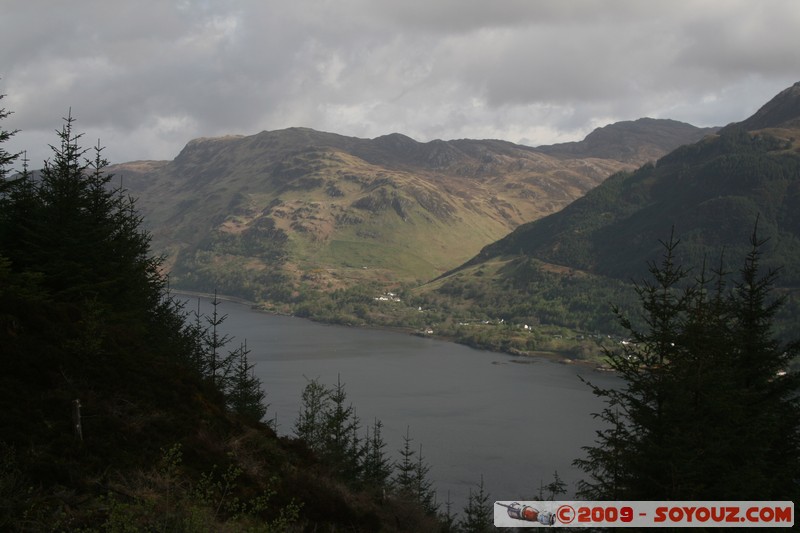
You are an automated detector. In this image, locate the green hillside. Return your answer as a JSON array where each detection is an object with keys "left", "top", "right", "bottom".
[
  {"left": 113, "top": 121, "right": 714, "bottom": 307},
  {"left": 471, "top": 125, "right": 800, "bottom": 282},
  {"left": 469, "top": 84, "right": 800, "bottom": 283},
  {"left": 421, "top": 82, "right": 800, "bottom": 353}
]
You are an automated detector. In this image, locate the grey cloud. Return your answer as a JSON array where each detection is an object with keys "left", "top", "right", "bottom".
[{"left": 1, "top": 0, "right": 799, "bottom": 167}]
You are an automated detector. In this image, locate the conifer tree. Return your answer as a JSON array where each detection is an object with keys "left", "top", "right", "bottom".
[
  {"left": 392, "top": 426, "right": 437, "bottom": 511},
  {"left": 575, "top": 228, "right": 800, "bottom": 500},
  {"left": 293, "top": 376, "right": 367, "bottom": 485},
  {"left": 459, "top": 475, "right": 492, "bottom": 533},
  {"left": 724, "top": 227, "right": 800, "bottom": 498},
  {"left": 575, "top": 233, "right": 690, "bottom": 498},
  {"left": 226, "top": 340, "right": 268, "bottom": 422},
  {"left": 0, "top": 98, "right": 24, "bottom": 264},
  {"left": 543, "top": 470, "right": 567, "bottom": 501},
  {"left": 361, "top": 418, "right": 393, "bottom": 493},
  {"left": 345, "top": 407, "right": 364, "bottom": 485},
  {"left": 0, "top": 91, "right": 19, "bottom": 185},
  {"left": 1, "top": 112, "right": 159, "bottom": 311},
  {"left": 438, "top": 490, "right": 457, "bottom": 533},
  {"left": 203, "top": 292, "right": 234, "bottom": 388},
  {"left": 322, "top": 375, "right": 359, "bottom": 478},
  {"left": 185, "top": 298, "right": 210, "bottom": 375},
  {"left": 294, "top": 377, "right": 331, "bottom": 452},
  {"left": 393, "top": 426, "right": 417, "bottom": 499},
  {"left": 413, "top": 443, "right": 438, "bottom": 514}
]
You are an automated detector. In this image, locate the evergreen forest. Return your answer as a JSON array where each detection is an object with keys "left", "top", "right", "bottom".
[{"left": 0, "top": 101, "right": 454, "bottom": 531}]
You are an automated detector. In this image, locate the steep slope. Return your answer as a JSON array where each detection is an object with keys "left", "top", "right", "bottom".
[
  {"left": 0, "top": 119, "right": 443, "bottom": 531},
  {"left": 424, "top": 82, "right": 800, "bottom": 346},
  {"left": 735, "top": 81, "right": 800, "bottom": 131},
  {"left": 114, "top": 120, "right": 713, "bottom": 303},
  {"left": 462, "top": 83, "right": 800, "bottom": 284},
  {"left": 536, "top": 117, "right": 717, "bottom": 163}
]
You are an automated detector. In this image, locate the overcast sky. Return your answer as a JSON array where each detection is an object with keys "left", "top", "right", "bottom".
[{"left": 2, "top": 0, "right": 799, "bottom": 167}]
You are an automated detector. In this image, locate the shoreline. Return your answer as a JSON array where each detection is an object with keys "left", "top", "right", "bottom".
[
  {"left": 171, "top": 289, "right": 259, "bottom": 307},
  {"left": 172, "top": 289, "right": 612, "bottom": 373}
]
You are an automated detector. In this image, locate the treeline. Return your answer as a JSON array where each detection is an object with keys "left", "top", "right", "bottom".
[
  {"left": 575, "top": 230, "right": 800, "bottom": 501},
  {"left": 0, "top": 110, "right": 267, "bottom": 425},
  {"left": 187, "top": 293, "right": 268, "bottom": 422},
  {"left": 0, "top": 102, "right": 451, "bottom": 530},
  {"left": 425, "top": 257, "right": 638, "bottom": 334},
  {"left": 290, "top": 375, "right": 568, "bottom": 533},
  {"left": 0, "top": 108, "right": 295, "bottom": 529},
  {"left": 293, "top": 377, "right": 437, "bottom": 512}
]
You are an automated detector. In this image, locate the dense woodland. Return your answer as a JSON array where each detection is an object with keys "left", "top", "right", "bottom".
[
  {"left": 574, "top": 231, "right": 800, "bottom": 502},
  {"left": 0, "top": 102, "right": 463, "bottom": 531}
]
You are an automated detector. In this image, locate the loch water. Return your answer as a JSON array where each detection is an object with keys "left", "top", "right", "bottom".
[{"left": 186, "top": 295, "right": 618, "bottom": 509}]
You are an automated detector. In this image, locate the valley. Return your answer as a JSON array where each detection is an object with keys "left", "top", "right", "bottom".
[
  {"left": 113, "top": 119, "right": 717, "bottom": 357},
  {"left": 111, "top": 83, "right": 800, "bottom": 362}
]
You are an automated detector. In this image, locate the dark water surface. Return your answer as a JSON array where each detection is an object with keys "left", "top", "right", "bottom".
[{"left": 187, "top": 296, "right": 618, "bottom": 509}]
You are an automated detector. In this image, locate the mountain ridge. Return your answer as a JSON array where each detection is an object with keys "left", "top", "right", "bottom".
[
  {"left": 733, "top": 81, "right": 800, "bottom": 132},
  {"left": 113, "top": 118, "right": 717, "bottom": 303},
  {"left": 535, "top": 117, "right": 718, "bottom": 163},
  {"left": 439, "top": 81, "right": 800, "bottom": 301}
]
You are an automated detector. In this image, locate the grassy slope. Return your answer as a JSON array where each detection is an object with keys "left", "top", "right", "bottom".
[
  {"left": 416, "top": 125, "right": 800, "bottom": 358},
  {"left": 117, "top": 138, "right": 630, "bottom": 301},
  {"left": 106, "top": 122, "right": 724, "bottom": 360}
]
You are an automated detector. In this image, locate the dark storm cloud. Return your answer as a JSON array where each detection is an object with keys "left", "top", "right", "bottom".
[{"left": 1, "top": 0, "right": 798, "bottom": 167}]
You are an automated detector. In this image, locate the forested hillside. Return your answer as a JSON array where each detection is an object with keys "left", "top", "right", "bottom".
[
  {"left": 466, "top": 82, "right": 800, "bottom": 283},
  {"left": 470, "top": 125, "right": 800, "bottom": 283},
  {"left": 419, "top": 82, "right": 800, "bottom": 353},
  {"left": 0, "top": 103, "right": 443, "bottom": 531}
]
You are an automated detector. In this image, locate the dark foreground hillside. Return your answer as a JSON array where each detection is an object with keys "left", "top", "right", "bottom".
[
  {"left": 1, "top": 291, "right": 446, "bottom": 531},
  {"left": 0, "top": 110, "right": 441, "bottom": 531}
]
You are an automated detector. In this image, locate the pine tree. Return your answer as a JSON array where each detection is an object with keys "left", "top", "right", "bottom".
[
  {"left": 459, "top": 475, "right": 492, "bottom": 533},
  {"left": 575, "top": 233, "right": 691, "bottom": 499},
  {"left": 203, "top": 292, "right": 234, "bottom": 388},
  {"left": 361, "top": 418, "right": 393, "bottom": 493},
  {"left": 543, "top": 470, "right": 567, "bottom": 501},
  {"left": 575, "top": 227, "right": 800, "bottom": 500},
  {"left": 318, "top": 375, "right": 362, "bottom": 483},
  {"left": 438, "top": 490, "right": 457, "bottom": 533},
  {"left": 393, "top": 426, "right": 417, "bottom": 499},
  {"left": 0, "top": 91, "right": 19, "bottom": 185},
  {"left": 346, "top": 407, "right": 364, "bottom": 484},
  {"left": 724, "top": 227, "right": 800, "bottom": 499},
  {"left": 185, "top": 298, "right": 210, "bottom": 375},
  {"left": 226, "top": 340, "right": 268, "bottom": 422},
  {"left": 1, "top": 112, "right": 159, "bottom": 311},
  {"left": 413, "top": 444, "right": 438, "bottom": 514},
  {"left": 294, "top": 377, "right": 331, "bottom": 452},
  {"left": 392, "top": 426, "right": 437, "bottom": 512}
]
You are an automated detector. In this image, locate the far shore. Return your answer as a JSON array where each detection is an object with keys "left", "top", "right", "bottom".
[{"left": 171, "top": 289, "right": 612, "bottom": 372}]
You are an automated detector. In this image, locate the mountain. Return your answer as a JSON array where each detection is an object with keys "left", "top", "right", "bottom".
[
  {"left": 535, "top": 117, "right": 717, "bottom": 163},
  {"left": 428, "top": 82, "right": 800, "bottom": 341},
  {"left": 734, "top": 81, "right": 800, "bottom": 132},
  {"left": 460, "top": 81, "right": 800, "bottom": 281},
  {"left": 114, "top": 120, "right": 714, "bottom": 303}
]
